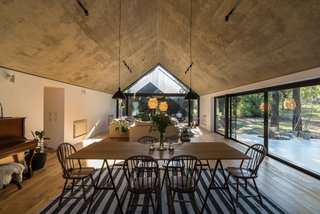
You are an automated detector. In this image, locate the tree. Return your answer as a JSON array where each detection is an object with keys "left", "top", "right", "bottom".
[
  {"left": 270, "top": 91, "right": 279, "bottom": 129},
  {"left": 292, "top": 88, "right": 302, "bottom": 131}
]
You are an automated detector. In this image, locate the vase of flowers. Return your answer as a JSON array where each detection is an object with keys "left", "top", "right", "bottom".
[{"left": 151, "top": 112, "right": 173, "bottom": 151}]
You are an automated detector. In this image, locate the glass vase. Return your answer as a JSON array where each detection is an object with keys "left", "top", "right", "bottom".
[{"left": 157, "top": 132, "right": 167, "bottom": 151}]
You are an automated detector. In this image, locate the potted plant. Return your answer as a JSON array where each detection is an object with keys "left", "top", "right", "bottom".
[
  {"left": 31, "top": 131, "right": 48, "bottom": 170},
  {"left": 151, "top": 112, "right": 173, "bottom": 151},
  {"left": 114, "top": 119, "right": 129, "bottom": 133}
]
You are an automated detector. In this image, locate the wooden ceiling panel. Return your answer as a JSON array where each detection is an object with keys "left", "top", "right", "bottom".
[{"left": 0, "top": 0, "right": 319, "bottom": 95}]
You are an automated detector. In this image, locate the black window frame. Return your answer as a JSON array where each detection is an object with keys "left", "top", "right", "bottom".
[
  {"left": 214, "top": 77, "right": 320, "bottom": 179},
  {"left": 116, "top": 64, "right": 200, "bottom": 126}
]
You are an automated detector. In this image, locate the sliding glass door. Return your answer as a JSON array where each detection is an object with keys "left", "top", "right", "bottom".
[
  {"left": 268, "top": 86, "right": 320, "bottom": 174},
  {"left": 215, "top": 96, "right": 225, "bottom": 135},
  {"left": 230, "top": 93, "right": 264, "bottom": 145},
  {"left": 214, "top": 79, "right": 320, "bottom": 177}
]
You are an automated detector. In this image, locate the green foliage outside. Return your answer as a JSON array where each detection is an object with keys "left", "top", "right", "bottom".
[
  {"left": 220, "top": 86, "right": 320, "bottom": 138},
  {"left": 235, "top": 93, "right": 264, "bottom": 117}
]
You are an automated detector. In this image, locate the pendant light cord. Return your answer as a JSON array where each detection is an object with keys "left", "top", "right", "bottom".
[
  {"left": 118, "top": 0, "right": 122, "bottom": 88},
  {"left": 189, "top": 0, "right": 192, "bottom": 90}
]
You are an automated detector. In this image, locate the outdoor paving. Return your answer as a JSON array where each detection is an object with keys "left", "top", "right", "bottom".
[{"left": 236, "top": 134, "right": 320, "bottom": 174}]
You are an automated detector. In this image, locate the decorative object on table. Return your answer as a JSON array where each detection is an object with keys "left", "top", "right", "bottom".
[
  {"left": 151, "top": 113, "right": 174, "bottom": 151},
  {"left": 149, "top": 142, "right": 155, "bottom": 151},
  {"left": 136, "top": 136, "right": 157, "bottom": 151},
  {"left": 168, "top": 142, "right": 174, "bottom": 151},
  {"left": 30, "top": 130, "right": 47, "bottom": 170}
]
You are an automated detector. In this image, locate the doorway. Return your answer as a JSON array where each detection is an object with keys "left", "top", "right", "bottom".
[{"left": 44, "top": 87, "right": 64, "bottom": 149}]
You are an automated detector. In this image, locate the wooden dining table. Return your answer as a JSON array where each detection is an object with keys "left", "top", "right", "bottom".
[{"left": 68, "top": 140, "right": 249, "bottom": 213}]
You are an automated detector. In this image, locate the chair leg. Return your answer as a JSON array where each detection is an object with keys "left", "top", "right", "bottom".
[
  {"left": 87, "top": 186, "right": 97, "bottom": 213},
  {"left": 59, "top": 179, "right": 69, "bottom": 206},
  {"left": 81, "top": 178, "right": 87, "bottom": 201},
  {"left": 245, "top": 179, "right": 248, "bottom": 190},
  {"left": 90, "top": 173, "right": 95, "bottom": 185},
  {"left": 126, "top": 191, "right": 134, "bottom": 213},
  {"left": 252, "top": 178, "right": 263, "bottom": 207},
  {"left": 161, "top": 169, "right": 167, "bottom": 191},
  {"left": 10, "top": 178, "right": 22, "bottom": 190},
  {"left": 224, "top": 173, "right": 231, "bottom": 187},
  {"left": 71, "top": 179, "right": 75, "bottom": 193},
  {"left": 236, "top": 178, "right": 240, "bottom": 206},
  {"left": 190, "top": 192, "right": 200, "bottom": 214},
  {"left": 168, "top": 190, "right": 175, "bottom": 214},
  {"left": 149, "top": 193, "right": 156, "bottom": 214}
]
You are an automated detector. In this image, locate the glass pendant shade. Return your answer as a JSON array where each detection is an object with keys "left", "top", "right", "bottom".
[
  {"left": 159, "top": 101, "right": 168, "bottom": 111},
  {"left": 112, "top": 87, "right": 126, "bottom": 100},
  {"left": 148, "top": 98, "right": 158, "bottom": 109},
  {"left": 283, "top": 98, "right": 296, "bottom": 110}
]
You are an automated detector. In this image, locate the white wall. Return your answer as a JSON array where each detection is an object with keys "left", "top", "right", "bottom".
[
  {"left": 199, "top": 67, "right": 320, "bottom": 131},
  {"left": 0, "top": 67, "right": 116, "bottom": 145}
]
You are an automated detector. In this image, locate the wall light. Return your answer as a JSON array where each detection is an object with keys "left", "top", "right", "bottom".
[{"left": 7, "top": 74, "right": 15, "bottom": 83}]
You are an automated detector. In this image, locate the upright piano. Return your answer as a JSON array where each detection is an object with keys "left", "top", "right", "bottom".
[{"left": 0, "top": 117, "right": 37, "bottom": 178}]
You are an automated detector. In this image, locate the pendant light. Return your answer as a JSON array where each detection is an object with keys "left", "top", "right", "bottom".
[
  {"left": 112, "top": 0, "right": 126, "bottom": 100},
  {"left": 184, "top": 0, "right": 198, "bottom": 100}
]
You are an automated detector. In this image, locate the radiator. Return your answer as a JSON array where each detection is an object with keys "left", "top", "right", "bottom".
[{"left": 73, "top": 119, "right": 87, "bottom": 138}]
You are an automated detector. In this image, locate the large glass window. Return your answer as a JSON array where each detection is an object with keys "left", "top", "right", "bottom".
[
  {"left": 230, "top": 93, "right": 264, "bottom": 145},
  {"left": 119, "top": 64, "right": 199, "bottom": 125},
  {"left": 268, "top": 86, "right": 320, "bottom": 174},
  {"left": 124, "top": 65, "right": 188, "bottom": 94},
  {"left": 127, "top": 95, "right": 190, "bottom": 123},
  {"left": 214, "top": 79, "right": 320, "bottom": 177},
  {"left": 215, "top": 96, "right": 225, "bottom": 135}
]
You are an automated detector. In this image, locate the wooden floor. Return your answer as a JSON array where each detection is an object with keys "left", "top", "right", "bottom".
[{"left": 1, "top": 128, "right": 320, "bottom": 214}]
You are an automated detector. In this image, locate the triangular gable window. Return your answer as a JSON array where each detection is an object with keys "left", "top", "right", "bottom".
[{"left": 124, "top": 65, "right": 189, "bottom": 94}]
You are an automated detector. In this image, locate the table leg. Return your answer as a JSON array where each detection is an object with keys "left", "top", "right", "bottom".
[
  {"left": 200, "top": 160, "right": 236, "bottom": 214},
  {"left": 106, "top": 159, "right": 123, "bottom": 214},
  {"left": 87, "top": 160, "right": 105, "bottom": 213},
  {"left": 87, "top": 160, "right": 123, "bottom": 214}
]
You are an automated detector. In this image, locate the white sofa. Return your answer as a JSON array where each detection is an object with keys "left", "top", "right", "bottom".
[{"left": 129, "top": 120, "right": 178, "bottom": 142}]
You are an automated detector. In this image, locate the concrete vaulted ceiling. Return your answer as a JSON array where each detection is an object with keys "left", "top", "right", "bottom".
[{"left": 0, "top": 0, "right": 320, "bottom": 95}]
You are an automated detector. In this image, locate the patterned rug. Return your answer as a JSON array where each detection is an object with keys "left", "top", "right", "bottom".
[{"left": 41, "top": 168, "right": 287, "bottom": 214}]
